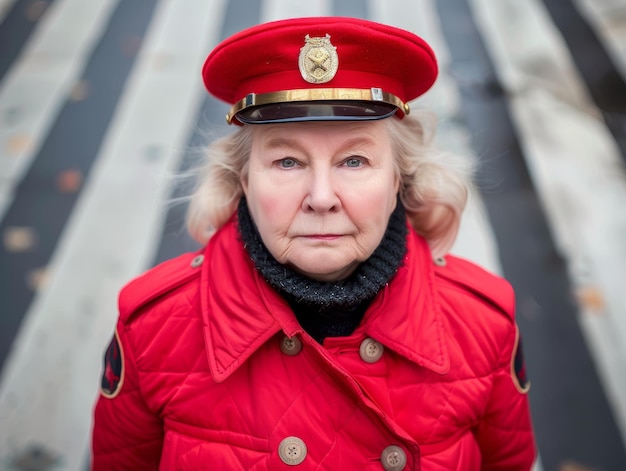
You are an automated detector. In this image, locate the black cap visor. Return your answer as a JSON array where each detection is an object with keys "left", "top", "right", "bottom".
[{"left": 234, "top": 101, "right": 399, "bottom": 124}]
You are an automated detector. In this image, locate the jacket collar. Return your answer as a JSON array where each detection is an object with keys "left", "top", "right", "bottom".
[
  {"left": 201, "top": 218, "right": 449, "bottom": 383},
  {"left": 362, "top": 230, "right": 450, "bottom": 374}
]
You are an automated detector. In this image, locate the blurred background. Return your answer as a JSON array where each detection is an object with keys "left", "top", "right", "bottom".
[{"left": 1, "top": 0, "right": 625, "bottom": 470}]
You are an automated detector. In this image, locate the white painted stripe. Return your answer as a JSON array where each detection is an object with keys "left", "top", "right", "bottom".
[
  {"left": 470, "top": 0, "right": 626, "bottom": 447},
  {"left": 0, "top": 0, "right": 226, "bottom": 469},
  {"left": 261, "top": 0, "right": 330, "bottom": 21},
  {"left": 368, "top": 0, "right": 503, "bottom": 275},
  {"left": 574, "top": 0, "right": 626, "bottom": 79},
  {"left": 370, "top": 2, "right": 543, "bottom": 468},
  {"left": 0, "top": 0, "right": 16, "bottom": 24},
  {"left": 0, "top": 0, "right": 120, "bottom": 221}
]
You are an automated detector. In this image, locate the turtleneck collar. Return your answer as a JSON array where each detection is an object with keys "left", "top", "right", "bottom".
[{"left": 237, "top": 197, "right": 407, "bottom": 342}]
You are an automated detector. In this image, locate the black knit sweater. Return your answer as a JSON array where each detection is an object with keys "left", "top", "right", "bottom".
[{"left": 237, "top": 198, "right": 407, "bottom": 343}]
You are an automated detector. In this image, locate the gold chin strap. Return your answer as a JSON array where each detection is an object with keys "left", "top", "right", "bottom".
[{"left": 226, "top": 87, "right": 410, "bottom": 124}]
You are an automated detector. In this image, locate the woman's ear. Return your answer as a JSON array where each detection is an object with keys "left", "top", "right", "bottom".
[
  {"left": 240, "top": 168, "right": 249, "bottom": 195},
  {"left": 393, "top": 170, "right": 401, "bottom": 195}
]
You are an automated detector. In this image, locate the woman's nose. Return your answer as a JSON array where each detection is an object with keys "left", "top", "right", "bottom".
[{"left": 302, "top": 169, "right": 341, "bottom": 213}]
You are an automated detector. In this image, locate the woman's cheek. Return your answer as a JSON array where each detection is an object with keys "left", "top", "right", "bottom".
[{"left": 254, "top": 185, "right": 298, "bottom": 222}]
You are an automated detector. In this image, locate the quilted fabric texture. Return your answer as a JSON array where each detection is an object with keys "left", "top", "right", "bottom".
[{"left": 91, "top": 218, "right": 536, "bottom": 470}]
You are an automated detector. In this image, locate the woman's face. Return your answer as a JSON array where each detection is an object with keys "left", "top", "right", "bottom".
[{"left": 241, "top": 120, "right": 400, "bottom": 282}]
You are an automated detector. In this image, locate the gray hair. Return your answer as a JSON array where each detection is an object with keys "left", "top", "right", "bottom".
[{"left": 186, "top": 113, "right": 473, "bottom": 257}]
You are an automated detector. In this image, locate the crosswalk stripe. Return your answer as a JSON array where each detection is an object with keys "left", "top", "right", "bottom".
[
  {"left": 150, "top": 0, "right": 259, "bottom": 266},
  {"left": 369, "top": 0, "right": 504, "bottom": 276},
  {"left": 374, "top": 2, "right": 531, "bottom": 466},
  {"left": 540, "top": 0, "right": 626, "bottom": 166},
  {"left": 0, "top": 0, "right": 120, "bottom": 220},
  {"left": 575, "top": 0, "right": 626, "bottom": 79},
  {"left": 0, "top": 0, "right": 59, "bottom": 82},
  {"left": 436, "top": 0, "right": 626, "bottom": 468},
  {"left": 472, "top": 0, "right": 626, "bottom": 449},
  {"left": 0, "top": 0, "right": 160, "bottom": 371},
  {"left": 0, "top": 0, "right": 17, "bottom": 23},
  {"left": 0, "top": 0, "right": 228, "bottom": 469},
  {"left": 262, "top": 0, "right": 330, "bottom": 20},
  {"left": 1, "top": 1, "right": 626, "bottom": 469}
]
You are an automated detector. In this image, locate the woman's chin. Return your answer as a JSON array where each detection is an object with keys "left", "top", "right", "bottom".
[{"left": 287, "top": 258, "right": 361, "bottom": 282}]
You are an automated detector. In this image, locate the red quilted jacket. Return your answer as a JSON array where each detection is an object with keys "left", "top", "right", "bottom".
[{"left": 91, "top": 217, "right": 536, "bottom": 470}]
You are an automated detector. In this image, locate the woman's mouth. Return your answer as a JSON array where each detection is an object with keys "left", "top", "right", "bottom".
[{"left": 305, "top": 234, "right": 342, "bottom": 241}]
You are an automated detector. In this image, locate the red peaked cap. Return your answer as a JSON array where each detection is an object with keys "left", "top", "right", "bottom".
[{"left": 202, "top": 17, "right": 438, "bottom": 125}]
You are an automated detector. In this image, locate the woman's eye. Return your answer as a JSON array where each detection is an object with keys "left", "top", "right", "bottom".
[
  {"left": 344, "top": 157, "right": 364, "bottom": 168},
  {"left": 278, "top": 158, "right": 298, "bottom": 168}
]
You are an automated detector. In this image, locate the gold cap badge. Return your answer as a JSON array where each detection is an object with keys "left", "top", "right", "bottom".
[{"left": 298, "top": 34, "right": 338, "bottom": 84}]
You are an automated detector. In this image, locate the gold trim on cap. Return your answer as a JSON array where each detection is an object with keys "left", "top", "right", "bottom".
[{"left": 226, "top": 88, "right": 410, "bottom": 124}]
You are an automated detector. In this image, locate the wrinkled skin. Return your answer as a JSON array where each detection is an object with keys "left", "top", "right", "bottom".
[{"left": 241, "top": 121, "right": 400, "bottom": 282}]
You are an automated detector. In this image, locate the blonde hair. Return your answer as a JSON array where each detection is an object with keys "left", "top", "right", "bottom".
[
  {"left": 384, "top": 112, "right": 473, "bottom": 257},
  {"left": 186, "top": 113, "right": 473, "bottom": 257}
]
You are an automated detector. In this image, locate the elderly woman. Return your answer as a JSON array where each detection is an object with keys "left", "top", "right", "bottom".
[{"left": 92, "top": 17, "right": 536, "bottom": 470}]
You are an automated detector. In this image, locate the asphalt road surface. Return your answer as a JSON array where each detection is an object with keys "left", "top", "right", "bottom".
[{"left": 1, "top": 0, "right": 626, "bottom": 470}]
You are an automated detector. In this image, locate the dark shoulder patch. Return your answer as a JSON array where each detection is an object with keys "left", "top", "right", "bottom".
[
  {"left": 433, "top": 254, "right": 515, "bottom": 320},
  {"left": 101, "top": 329, "right": 124, "bottom": 398},
  {"left": 512, "top": 325, "right": 530, "bottom": 393},
  {"left": 119, "top": 250, "right": 205, "bottom": 323}
]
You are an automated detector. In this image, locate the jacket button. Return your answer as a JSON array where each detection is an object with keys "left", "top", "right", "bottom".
[
  {"left": 433, "top": 256, "right": 446, "bottom": 267},
  {"left": 278, "top": 436, "right": 307, "bottom": 465},
  {"left": 280, "top": 336, "right": 302, "bottom": 356},
  {"left": 381, "top": 445, "right": 407, "bottom": 470},
  {"left": 190, "top": 254, "right": 204, "bottom": 268},
  {"left": 359, "top": 338, "right": 384, "bottom": 363}
]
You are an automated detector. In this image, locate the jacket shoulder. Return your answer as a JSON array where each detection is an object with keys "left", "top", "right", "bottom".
[
  {"left": 433, "top": 255, "right": 515, "bottom": 321},
  {"left": 118, "top": 250, "right": 204, "bottom": 324}
]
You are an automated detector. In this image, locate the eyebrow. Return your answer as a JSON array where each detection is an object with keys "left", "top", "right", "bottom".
[
  {"left": 263, "top": 135, "right": 378, "bottom": 152},
  {"left": 263, "top": 137, "right": 299, "bottom": 150}
]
